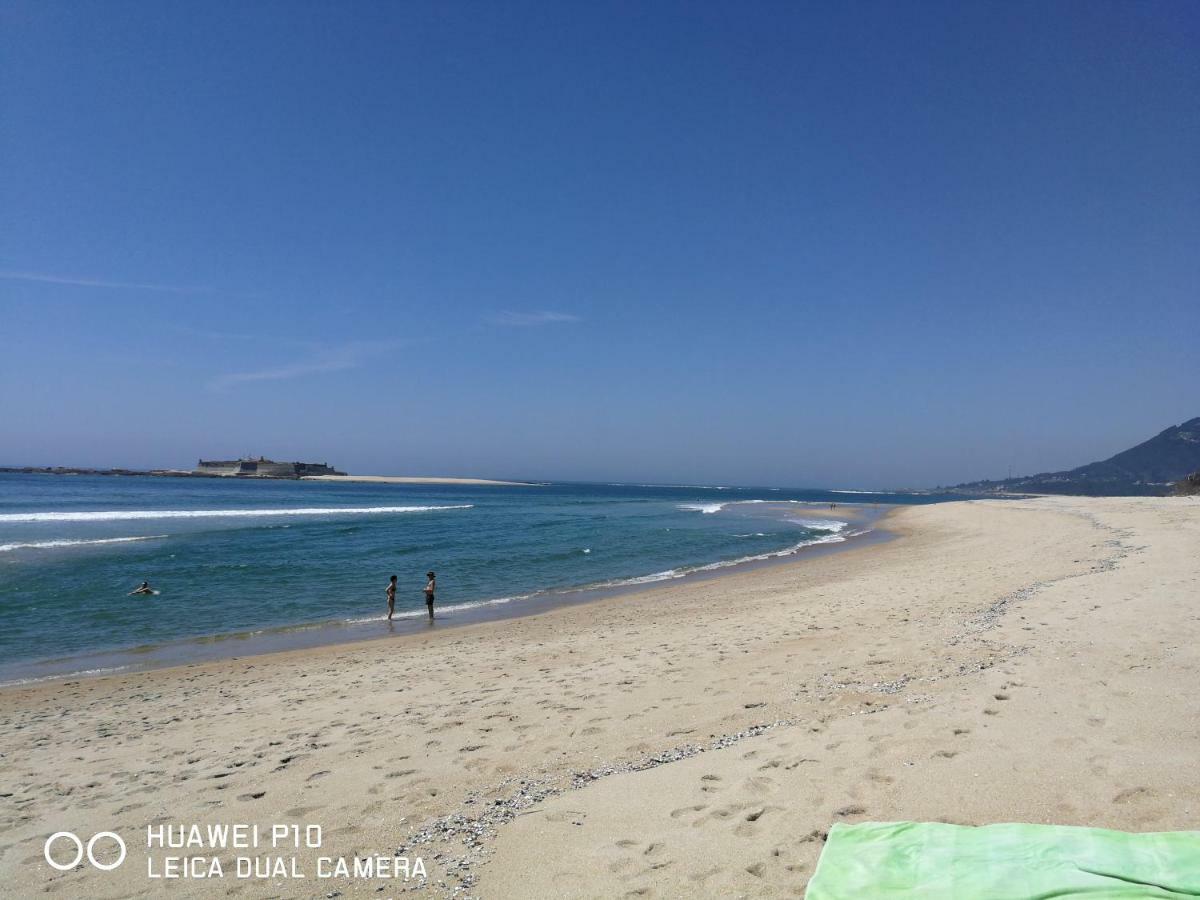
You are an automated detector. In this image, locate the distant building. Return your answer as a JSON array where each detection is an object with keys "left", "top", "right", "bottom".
[{"left": 194, "top": 457, "right": 345, "bottom": 478}]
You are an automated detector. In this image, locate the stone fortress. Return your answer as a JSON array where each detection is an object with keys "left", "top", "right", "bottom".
[{"left": 194, "top": 457, "right": 345, "bottom": 478}]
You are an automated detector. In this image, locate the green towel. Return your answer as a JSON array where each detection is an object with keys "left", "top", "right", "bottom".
[{"left": 806, "top": 821, "right": 1200, "bottom": 899}]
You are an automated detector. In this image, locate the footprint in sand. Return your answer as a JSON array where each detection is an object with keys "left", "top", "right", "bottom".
[
  {"left": 741, "top": 775, "right": 775, "bottom": 795},
  {"left": 545, "top": 809, "right": 587, "bottom": 824},
  {"left": 1113, "top": 786, "right": 1154, "bottom": 804}
]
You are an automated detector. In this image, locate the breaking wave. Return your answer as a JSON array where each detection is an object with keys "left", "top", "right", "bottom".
[
  {"left": 586, "top": 529, "right": 856, "bottom": 589},
  {"left": 0, "top": 505, "right": 474, "bottom": 524},
  {"left": 0, "top": 535, "right": 168, "bottom": 553}
]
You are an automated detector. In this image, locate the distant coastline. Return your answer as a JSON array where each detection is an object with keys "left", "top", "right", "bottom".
[
  {"left": 301, "top": 474, "right": 538, "bottom": 486},
  {"left": 0, "top": 466, "right": 537, "bottom": 486}
]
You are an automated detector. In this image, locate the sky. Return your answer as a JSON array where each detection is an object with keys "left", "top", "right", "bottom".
[{"left": 1, "top": 1, "right": 1197, "bottom": 489}]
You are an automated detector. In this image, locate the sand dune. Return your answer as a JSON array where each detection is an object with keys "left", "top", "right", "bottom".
[{"left": 1, "top": 496, "right": 1196, "bottom": 898}]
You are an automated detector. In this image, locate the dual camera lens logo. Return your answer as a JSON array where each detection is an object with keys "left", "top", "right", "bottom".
[{"left": 44, "top": 831, "right": 127, "bottom": 871}]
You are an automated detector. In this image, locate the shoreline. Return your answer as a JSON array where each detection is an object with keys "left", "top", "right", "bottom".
[{"left": 0, "top": 504, "right": 891, "bottom": 688}]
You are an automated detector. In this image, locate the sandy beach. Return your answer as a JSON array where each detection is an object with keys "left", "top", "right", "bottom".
[{"left": 1, "top": 495, "right": 1197, "bottom": 898}]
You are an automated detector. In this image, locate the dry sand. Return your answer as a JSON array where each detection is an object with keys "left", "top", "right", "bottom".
[{"left": 1, "top": 496, "right": 1196, "bottom": 899}]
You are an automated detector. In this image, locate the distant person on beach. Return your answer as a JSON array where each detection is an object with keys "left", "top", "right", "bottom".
[
  {"left": 129, "top": 581, "right": 155, "bottom": 596},
  {"left": 386, "top": 574, "right": 397, "bottom": 620},
  {"left": 424, "top": 571, "right": 436, "bottom": 620}
]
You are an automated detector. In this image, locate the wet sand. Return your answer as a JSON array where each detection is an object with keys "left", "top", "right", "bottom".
[{"left": 1, "top": 496, "right": 1196, "bottom": 898}]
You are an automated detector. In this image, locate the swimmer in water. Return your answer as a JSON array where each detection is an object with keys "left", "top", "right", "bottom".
[{"left": 129, "top": 581, "right": 155, "bottom": 596}]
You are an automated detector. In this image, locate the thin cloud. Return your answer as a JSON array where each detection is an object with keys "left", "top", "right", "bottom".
[
  {"left": 207, "top": 341, "right": 389, "bottom": 391},
  {"left": 0, "top": 269, "right": 209, "bottom": 294},
  {"left": 487, "top": 310, "right": 581, "bottom": 326},
  {"left": 168, "top": 324, "right": 318, "bottom": 348}
]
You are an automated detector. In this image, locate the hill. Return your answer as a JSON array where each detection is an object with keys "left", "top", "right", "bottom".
[{"left": 952, "top": 416, "right": 1200, "bottom": 496}]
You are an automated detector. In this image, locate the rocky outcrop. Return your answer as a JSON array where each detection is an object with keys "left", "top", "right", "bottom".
[{"left": 1175, "top": 472, "right": 1200, "bottom": 496}]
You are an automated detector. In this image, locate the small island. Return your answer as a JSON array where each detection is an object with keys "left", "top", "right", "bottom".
[
  {"left": 195, "top": 456, "right": 345, "bottom": 477},
  {"left": 0, "top": 455, "right": 537, "bottom": 486}
]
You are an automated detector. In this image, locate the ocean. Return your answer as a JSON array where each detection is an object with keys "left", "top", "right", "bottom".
[{"left": 0, "top": 473, "right": 948, "bottom": 683}]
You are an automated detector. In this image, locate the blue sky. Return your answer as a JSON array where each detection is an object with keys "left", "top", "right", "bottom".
[{"left": 1, "top": 1, "right": 1197, "bottom": 488}]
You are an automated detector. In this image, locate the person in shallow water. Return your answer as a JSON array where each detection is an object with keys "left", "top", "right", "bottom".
[
  {"left": 129, "top": 581, "right": 155, "bottom": 596},
  {"left": 386, "top": 574, "right": 397, "bottom": 620},
  {"left": 424, "top": 571, "right": 436, "bottom": 620}
]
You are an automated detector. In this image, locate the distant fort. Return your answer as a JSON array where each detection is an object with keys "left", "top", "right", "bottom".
[{"left": 194, "top": 457, "right": 345, "bottom": 478}]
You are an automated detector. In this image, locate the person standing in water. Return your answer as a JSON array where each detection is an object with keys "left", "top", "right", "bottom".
[
  {"left": 386, "top": 574, "right": 397, "bottom": 620},
  {"left": 424, "top": 571, "right": 436, "bottom": 620}
]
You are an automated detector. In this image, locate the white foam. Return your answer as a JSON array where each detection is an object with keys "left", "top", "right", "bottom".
[
  {"left": 0, "top": 665, "right": 130, "bottom": 687},
  {"left": 679, "top": 499, "right": 833, "bottom": 514},
  {"left": 0, "top": 505, "right": 473, "bottom": 524},
  {"left": 785, "top": 518, "right": 849, "bottom": 533},
  {"left": 343, "top": 592, "right": 534, "bottom": 625},
  {"left": 583, "top": 528, "right": 863, "bottom": 590},
  {"left": 0, "top": 535, "right": 168, "bottom": 553}
]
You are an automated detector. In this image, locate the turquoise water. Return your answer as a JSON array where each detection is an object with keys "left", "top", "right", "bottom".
[{"left": 0, "top": 474, "right": 947, "bottom": 681}]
